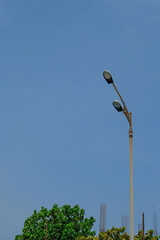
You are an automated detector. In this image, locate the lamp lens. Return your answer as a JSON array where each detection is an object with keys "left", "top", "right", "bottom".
[
  {"left": 114, "top": 101, "right": 120, "bottom": 108},
  {"left": 113, "top": 100, "right": 123, "bottom": 112},
  {"left": 104, "top": 71, "right": 111, "bottom": 80}
]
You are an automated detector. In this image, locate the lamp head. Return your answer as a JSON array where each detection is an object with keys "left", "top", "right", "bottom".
[
  {"left": 103, "top": 70, "right": 113, "bottom": 84},
  {"left": 112, "top": 100, "right": 123, "bottom": 112}
]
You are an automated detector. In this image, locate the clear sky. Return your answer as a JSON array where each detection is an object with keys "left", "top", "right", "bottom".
[{"left": 0, "top": 0, "right": 160, "bottom": 239}]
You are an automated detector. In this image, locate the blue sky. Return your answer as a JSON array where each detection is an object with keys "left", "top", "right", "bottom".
[{"left": 0, "top": 0, "right": 160, "bottom": 239}]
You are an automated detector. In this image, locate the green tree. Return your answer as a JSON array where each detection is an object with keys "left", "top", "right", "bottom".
[
  {"left": 77, "top": 227, "right": 160, "bottom": 240},
  {"left": 77, "top": 227, "right": 129, "bottom": 240},
  {"left": 15, "top": 204, "right": 95, "bottom": 240},
  {"left": 135, "top": 230, "right": 159, "bottom": 240},
  {"left": 98, "top": 227, "right": 129, "bottom": 240}
]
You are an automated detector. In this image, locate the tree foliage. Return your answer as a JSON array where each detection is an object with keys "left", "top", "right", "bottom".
[
  {"left": 77, "top": 227, "right": 129, "bottom": 240},
  {"left": 135, "top": 229, "right": 159, "bottom": 240},
  {"left": 77, "top": 227, "right": 160, "bottom": 240},
  {"left": 15, "top": 204, "right": 95, "bottom": 240}
]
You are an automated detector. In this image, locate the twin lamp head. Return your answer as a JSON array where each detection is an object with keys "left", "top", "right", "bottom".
[{"left": 103, "top": 70, "right": 123, "bottom": 112}]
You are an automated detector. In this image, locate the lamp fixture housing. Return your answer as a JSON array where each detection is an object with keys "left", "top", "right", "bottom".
[
  {"left": 112, "top": 100, "right": 123, "bottom": 112},
  {"left": 103, "top": 70, "right": 113, "bottom": 84}
]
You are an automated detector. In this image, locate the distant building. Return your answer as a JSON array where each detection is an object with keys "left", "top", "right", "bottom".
[
  {"left": 138, "top": 223, "right": 142, "bottom": 232},
  {"left": 99, "top": 204, "right": 106, "bottom": 232},
  {"left": 121, "top": 215, "right": 129, "bottom": 234},
  {"left": 153, "top": 205, "right": 158, "bottom": 237}
]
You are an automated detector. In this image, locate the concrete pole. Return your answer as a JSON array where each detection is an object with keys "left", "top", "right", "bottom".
[{"left": 129, "top": 114, "right": 134, "bottom": 240}]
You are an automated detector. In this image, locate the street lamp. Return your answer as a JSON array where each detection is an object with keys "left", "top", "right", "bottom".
[{"left": 103, "top": 70, "right": 134, "bottom": 240}]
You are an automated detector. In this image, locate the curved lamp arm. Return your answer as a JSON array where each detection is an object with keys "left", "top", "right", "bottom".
[{"left": 112, "top": 82, "right": 132, "bottom": 128}]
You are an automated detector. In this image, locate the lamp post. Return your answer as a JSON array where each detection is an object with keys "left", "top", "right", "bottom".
[{"left": 103, "top": 70, "right": 134, "bottom": 240}]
